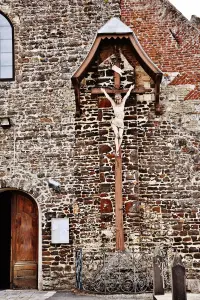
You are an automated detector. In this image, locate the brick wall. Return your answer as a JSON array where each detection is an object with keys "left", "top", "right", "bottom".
[{"left": 121, "top": 0, "right": 200, "bottom": 92}]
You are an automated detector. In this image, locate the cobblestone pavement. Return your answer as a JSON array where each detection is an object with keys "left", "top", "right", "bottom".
[
  {"left": 0, "top": 290, "right": 153, "bottom": 300},
  {"left": 1, "top": 290, "right": 199, "bottom": 300},
  {"left": 0, "top": 290, "right": 56, "bottom": 300},
  {"left": 155, "top": 293, "right": 200, "bottom": 300},
  {"left": 48, "top": 291, "right": 153, "bottom": 300}
]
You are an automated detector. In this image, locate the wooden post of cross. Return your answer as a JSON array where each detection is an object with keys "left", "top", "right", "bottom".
[
  {"left": 113, "top": 61, "right": 125, "bottom": 251},
  {"left": 91, "top": 70, "right": 152, "bottom": 251},
  {"left": 92, "top": 61, "right": 125, "bottom": 251}
]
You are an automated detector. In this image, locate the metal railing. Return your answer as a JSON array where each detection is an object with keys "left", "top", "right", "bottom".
[{"left": 75, "top": 249, "right": 155, "bottom": 294}]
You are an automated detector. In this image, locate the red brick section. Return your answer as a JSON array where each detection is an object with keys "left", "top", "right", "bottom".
[
  {"left": 185, "top": 89, "right": 200, "bottom": 100},
  {"left": 121, "top": 0, "right": 200, "bottom": 100}
]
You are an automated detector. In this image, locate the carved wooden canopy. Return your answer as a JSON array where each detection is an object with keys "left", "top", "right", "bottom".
[{"left": 71, "top": 18, "right": 163, "bottom": 115}]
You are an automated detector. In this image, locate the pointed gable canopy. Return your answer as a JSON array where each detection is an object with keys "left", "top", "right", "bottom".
[
  {"left": 98, "top": 17, "right": 133, "bottom": 34},
  {"left": 72, "top": 17, "right": 163, "bottom": 115}
]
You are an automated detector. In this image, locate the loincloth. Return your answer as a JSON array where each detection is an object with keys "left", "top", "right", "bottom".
[{"left": 111, "top": 118, "right": 124, "bottom": 129}]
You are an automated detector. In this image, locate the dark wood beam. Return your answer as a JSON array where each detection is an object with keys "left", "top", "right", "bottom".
[
  {"left": 91, "top": 87, "right": 153, "bottom": 94},
  {"left": 155, "top": 74, "right": 162, "bottom": 115},
  {"left": 114, "top": 59, "right": 121, "bottom": 89}
]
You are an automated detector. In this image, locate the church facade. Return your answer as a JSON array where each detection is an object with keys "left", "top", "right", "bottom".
[{"left": 0, "top": 0, "right": 200, "bottom": 292}]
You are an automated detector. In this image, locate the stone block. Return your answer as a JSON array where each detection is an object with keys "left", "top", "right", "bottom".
[
  {"left": 187, "top": 279, "right": 200, "bottom": 293},
  {"left": 100, "top": 199, "right": 113, "bottom": 213}
]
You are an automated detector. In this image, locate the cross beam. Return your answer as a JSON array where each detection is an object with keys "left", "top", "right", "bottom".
[{"left": 91, "top": 87, "right": 153, "bottom": 95}]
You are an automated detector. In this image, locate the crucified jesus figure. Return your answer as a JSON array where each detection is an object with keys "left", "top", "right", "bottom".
[{"left": 101, "top": 85, "right": 135, "bottom": 156}]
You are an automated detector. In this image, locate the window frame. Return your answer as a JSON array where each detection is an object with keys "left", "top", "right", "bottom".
[{"left": 0, "top": 11, "right": 15, "bottom": 81}]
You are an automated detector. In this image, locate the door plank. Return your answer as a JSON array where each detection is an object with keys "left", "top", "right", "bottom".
[{"left": 11, "top": 193, "right": 38, "bottom": 289}]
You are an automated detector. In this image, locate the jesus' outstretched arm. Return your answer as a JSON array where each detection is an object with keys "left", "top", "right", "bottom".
[
  {"left": 122, "top": 84, "right": 135, "bottom": 105},
  {"left": 101, "top": 88, "right": 116, "bottom": 107}
]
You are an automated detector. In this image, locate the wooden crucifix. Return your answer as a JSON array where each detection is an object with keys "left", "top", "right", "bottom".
[
  {"left": 113, "top": 63, "right": 125, "bottom": 251},
  {"left": 92, "top": 54, "right": 135, "bottom": 251}
]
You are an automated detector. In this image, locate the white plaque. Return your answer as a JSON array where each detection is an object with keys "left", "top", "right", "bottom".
[{"left": 51, "top": 218, "right": 69, "bottom": 244}]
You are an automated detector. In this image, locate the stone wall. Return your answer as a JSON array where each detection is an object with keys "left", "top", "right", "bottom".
[
  {"left": 0, "top": 0, "right": 200, "bottom": 292},
  {"left": 0, "top": 0, "right": 120, "bottom": 290},
  {"left": 74, "top": 57, "right": 200, "bottom": 289},
  {"left": 120, "top": 0, "right": 200, "bottom": 290},
  {"left": 74, "top": 51, "right": 141, "bottom": 251}
]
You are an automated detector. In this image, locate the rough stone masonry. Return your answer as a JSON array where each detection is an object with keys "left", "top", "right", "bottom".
[
  {"left": 0, "top": 0, "right": 120, "bottom": 290},
  {"left": 0, "top": 0, "right": 200, "bottom": 293}
]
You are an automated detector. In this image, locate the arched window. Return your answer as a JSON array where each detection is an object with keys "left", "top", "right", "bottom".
[{"left": 0, "top": 13, "right": 14, "bottom": 80}]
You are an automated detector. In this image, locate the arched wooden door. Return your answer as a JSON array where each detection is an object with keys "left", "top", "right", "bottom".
[{"left": 11, "top": 192, "right": 38, "bottom": 289}]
